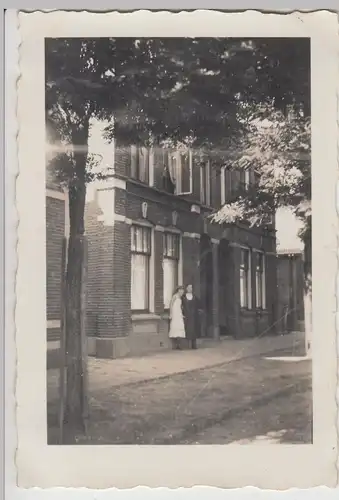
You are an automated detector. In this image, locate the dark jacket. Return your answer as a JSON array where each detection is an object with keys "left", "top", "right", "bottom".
[{"left": 182, "top": 294, "right": 201, "bottom": 340}]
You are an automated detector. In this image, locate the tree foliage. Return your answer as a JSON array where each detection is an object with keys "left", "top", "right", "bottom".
[{"left": 211, "top": 103, "right": 311, "bottom": 233}]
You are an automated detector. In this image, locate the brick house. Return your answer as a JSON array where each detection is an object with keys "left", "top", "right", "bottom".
[
  {"left": 46, "top": 170, "right": 67, "bottom": 346},
  {"left": 84, "top": 145, "right": 278, "bottom": 359}
]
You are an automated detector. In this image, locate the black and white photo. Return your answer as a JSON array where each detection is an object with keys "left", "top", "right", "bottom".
[{"left": 14, "top": 10, "right": 337, "bottom": 489}]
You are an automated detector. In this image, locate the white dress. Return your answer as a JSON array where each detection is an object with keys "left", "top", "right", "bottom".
[{"left": 169, "top": 295, "right": 186, "bottom": 339}]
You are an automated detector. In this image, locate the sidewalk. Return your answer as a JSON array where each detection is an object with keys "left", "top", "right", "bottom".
[{"left": 47, "top": 331, "right": 305, "bottom": 402}]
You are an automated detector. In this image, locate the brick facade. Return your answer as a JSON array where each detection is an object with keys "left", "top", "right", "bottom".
[
  {"left": 85, "top": 144, "right": 278, "bottom": 359},
  {"left": 46, "top": 190, "right": 66, "bottom": 342}
]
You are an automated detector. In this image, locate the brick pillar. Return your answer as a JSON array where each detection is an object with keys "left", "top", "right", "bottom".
[
  {"left": 86, "top": 185, "right": 132, "bottom": 358},
  {"left": 112, "top": 221, "right": 131, "bottom": 336},
  {"left": 211, "top": 240, "right": 220, "bottom": 339},
  {"left": 182, "top": 235, "right": 201, "bottom": 295}
]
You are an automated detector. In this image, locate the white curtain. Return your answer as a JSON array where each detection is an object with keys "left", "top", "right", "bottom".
[
  {"left": 240, "top": 268, "right": 246, "bottom": 308},
  {"left": 163, "top": 258, "right": 178, "bottom": 309},
  {"left": 138, "top": 147, "right": 149, "bottom": 183},
  {"left": 131, "top": 254, "right": 148, "bottom": 310},
  {"left": 168, "top": 152, "right": 178, "bottom": 185},
  {"left": 255, "top": 253, "right": 265, "bottom": 309}
]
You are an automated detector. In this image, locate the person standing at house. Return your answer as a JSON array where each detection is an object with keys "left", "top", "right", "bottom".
[
  {"left": 182, "top": 284, "right": 201, "bottom": 349},
  {"left": 168, "top": 286, "right": 186, "bottom": 350}
]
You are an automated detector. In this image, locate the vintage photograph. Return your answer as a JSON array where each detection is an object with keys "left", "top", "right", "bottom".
[
  {"left": 14, "top": 9, "right": 338, "bottom": 489},
  {"left": 45, "top": 36, "right": 312, "bottom": 446}
]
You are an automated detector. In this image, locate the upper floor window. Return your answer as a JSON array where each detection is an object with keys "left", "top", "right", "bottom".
[
  {"left": 239, "top": 169, "right": 251, "bottom": 191},
  {"left": 240, "top": 247, "right": 252, "bottom": 309},
  {"left": 131, "top": 146, "right": 152, "bottom": 185},
  {"left": 255, "top": 251, "right": 266, "bottom": 309},
  {"left": 166, "top": 150, "right": 193, "bottom": 196},
  {"left": 200, "top": 160, "right": 211, "bottom": 206},
  {"left": 221, "top": 166, "right": 232, "bottom": 205}
]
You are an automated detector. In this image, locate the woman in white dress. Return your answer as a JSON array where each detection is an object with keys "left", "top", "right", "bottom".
[{"left": 168, "top": 286, "right": 186, "bottom": 349}]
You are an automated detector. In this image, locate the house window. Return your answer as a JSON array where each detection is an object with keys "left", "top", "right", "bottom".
[
  {"left": 167, "top": 150, "right": 193, "bottom": 195},
  {"left": 131, "top": 146, "right": 151, "bottom": 184},
  {"left": 239, "top": 169, "right": 251, "bottom": 191},
  {"left": 131, "top": 225, "right": 152, "bottom": 311},
  {"left": 240, "top": 248, "right": 252, "bottom": 309},
  {"left": 200, "top": 161, "right": 211, "bottom": 206},
  {"left": 255, "top": 252, "right": 266, "bottom": 309},
  {"left": 163, "top": 232, "right": 180, "bottom": 309}
]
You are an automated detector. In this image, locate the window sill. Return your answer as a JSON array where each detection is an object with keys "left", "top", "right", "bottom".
[
  {"left": 255, "top": 308, "right": 269, "bottom": 314},
  {"left": 131, "top": 313, "right": 161, "bottom": 321},
  {"left": 240, "top": 307, "right": 269, "bottom": 314},
  {"left": 129, "top": 177, "right": 152, "bottom": 188}
]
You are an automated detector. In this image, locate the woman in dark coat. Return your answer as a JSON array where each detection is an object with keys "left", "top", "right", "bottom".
[{"left": 182, "top": 284, "right": 201, "bottom": 349}]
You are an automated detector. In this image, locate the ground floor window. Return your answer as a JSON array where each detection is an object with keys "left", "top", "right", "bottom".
[
  {"left": 240, "top": 247, "right": 252, "bottom": 309},
  {"left": 163, "top": 232, "right": 180, "bottom": 309},
  {"left": 255, "top": 251, "right": 266, "bottom": 309},
  {"left": 131, "top": 225, "right": 152, "bottom": 311}
]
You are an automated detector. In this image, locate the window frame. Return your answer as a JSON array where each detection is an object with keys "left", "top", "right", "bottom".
[
  {"left": 220, "top": 165, "right": 231, "bottom": 205},
  {"left": 239, "top": 247, "right": 252, "bottom": 310},
  {"left": 168, "top": 149, "right": 193, "bottom": 196},
  {"left": 130, "top": 224, "right": 152, "bottom": 312},
  {"left": 239, "top": 169, "right": 251, "bottom": 191},
  {"left": 255, "top": 250, "right": 267, "bottom": 310}
]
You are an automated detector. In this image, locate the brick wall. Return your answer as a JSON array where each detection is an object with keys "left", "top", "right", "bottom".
[
  {"left": 46, "top": 196, "right": 65, "bottom": 320},
  {"left": 84, "top": 199, "right": 105, "bottom": 337},
  {"left": 114, "top": 145, "right": 130, "bottom": 177},
  {"left": 112, "top": 221, "right": 131, "bottom": 336},
  {"left": 46, "top": 194, "right": 65, "bottom": 342}
]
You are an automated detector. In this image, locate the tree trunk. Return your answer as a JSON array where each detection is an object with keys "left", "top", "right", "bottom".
[
  {"left": 303, "top": 234, "right": 312, "bottom": 358},
  {"left": 63, "top": 122, "right": 89, "bottom": 443}
]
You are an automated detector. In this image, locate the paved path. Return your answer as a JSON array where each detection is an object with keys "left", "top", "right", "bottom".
[{"left": 48, "top": 332, "right": 305, "bottom": 404}]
